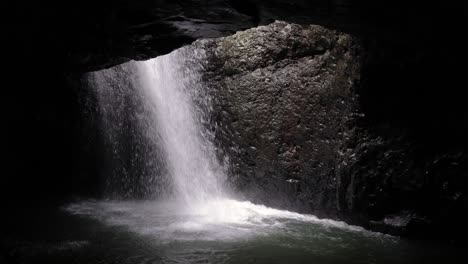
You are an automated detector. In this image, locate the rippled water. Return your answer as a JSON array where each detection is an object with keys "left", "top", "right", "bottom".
[
  {"left": 64, "top": 198, "right": 397, "bottom": 263},
  {"left": 2, "top": 200, "right": 465, "bottom": 264},
  {"left": 62, "top": 199, "right": 446, "bottom": 263}
]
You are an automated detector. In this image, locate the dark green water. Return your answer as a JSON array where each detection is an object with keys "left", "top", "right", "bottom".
[{"left": 1, "top": 200, "right": 465, "bottom": 264}]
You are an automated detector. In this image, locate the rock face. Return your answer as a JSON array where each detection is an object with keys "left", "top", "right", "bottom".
[
  {"left": 196, "top": 21, "right": 362, "bottom": 215},
  {"left": 189, "top": 21, "right": 467, "bottom": 240}
]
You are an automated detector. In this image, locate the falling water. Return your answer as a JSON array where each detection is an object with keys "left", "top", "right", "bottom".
[
  {"left": 88, "top": 60, "right": 164, "bottom": 198},
  {"left": 88, "top": 47, "right": 226, "bottom": 205},
  {"left": 139, "top": 50, "right": 227, "bottom": 205}
]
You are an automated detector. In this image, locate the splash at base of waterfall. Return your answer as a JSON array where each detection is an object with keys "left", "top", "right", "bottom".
[
  {"left": 4, "top": 201, "right": 464, "bottom": 264},
  {"left": 66, "top": 198, "right": 374, "bottom": 242}
]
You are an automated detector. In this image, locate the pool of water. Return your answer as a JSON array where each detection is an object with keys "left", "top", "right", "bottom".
[{"left": 1, "top": 199, "right": 465, "bottom": 264}]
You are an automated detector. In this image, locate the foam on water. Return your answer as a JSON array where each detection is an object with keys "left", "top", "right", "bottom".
[{"left": 66, "top": 198, "right": 376, "bottom": 242}]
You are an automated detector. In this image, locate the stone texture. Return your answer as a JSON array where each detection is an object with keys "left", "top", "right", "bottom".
[
  {"left": 188, "top": 21, "right": 468, "bottom": 239},
  {"left": 193, "top": 21, "right": 362, "bottom": 216}
]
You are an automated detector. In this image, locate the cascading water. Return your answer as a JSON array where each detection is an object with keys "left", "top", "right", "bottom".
[
  {"left": 138, "top": 51, "right": 227, "bottom": 205},
  {"left": 87, "top": 47, "right": 226, "bottom": 204}
]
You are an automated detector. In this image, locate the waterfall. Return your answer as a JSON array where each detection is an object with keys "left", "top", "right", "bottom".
[
  {"left": 87, "top": 47, "right": 227, "bottom": 205},
  {"left": 139, "top": 49, "right": 227, "bottom": 204},
  {"left": 73, "top": 45, "right": 371, "bottom": 242}
]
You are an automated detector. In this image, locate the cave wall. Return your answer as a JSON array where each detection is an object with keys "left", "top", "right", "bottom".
[
  {"left": 195, "top": 21, "right": 361, "bottom": 215},
  {"left": 191, "top": 21, "right": 467, "bottom": 240}
]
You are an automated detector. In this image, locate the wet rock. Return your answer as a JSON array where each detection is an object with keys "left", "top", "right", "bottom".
[
  {"left": 192, "top": 21, "right": 468, "bottom": 241},
  {"left": 194, "top": 21, "right": 362, "bottom": 214}
]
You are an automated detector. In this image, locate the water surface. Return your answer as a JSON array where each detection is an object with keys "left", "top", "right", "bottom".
[{"left": 2, "top": 200, "right": 465, "bottom": 264}]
